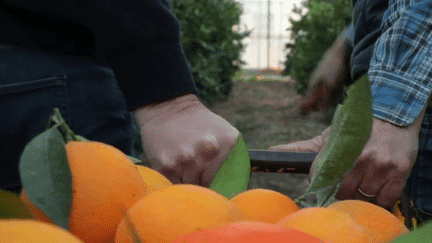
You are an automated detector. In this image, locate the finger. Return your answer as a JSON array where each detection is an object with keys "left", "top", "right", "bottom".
[
  {"left": 201, "top": 142, "right": 235, "bottom": 187},
  {"left": 181, "top": 140, "right": 222, "bottom": 186},
  {"left": 300, "top": 90, "right": 323, "bottom": 115},
  {"left": 300, "top": 85, "right": 321, "bottom": 114},
  {"left": 197, "top": 131, "right": 221, "bottom": 161},
  {"left": 300, "top": 97, "right": 317, "bottom": 115},
  {"left": 375, "top": 178, "right": 406, "bottom": 209},
  {"left": 318, "top": 89, "right": 332, "bottom": 111},
  {"left": 301, "top": 82, "right": 330, "bottom": 114},
  {"left": 355, "top": 186, "right": 381, "bottom": 203},
  {"left": 180, "top": 162, "right": 201, "bottom": 185},
  {"left": 336, "top": 159, "right": 368, "bottom": 200},
  {"left": 172, "top": 147, "right": 202, "bottom": 185},
  {"left": 200, "top": 162, "right": 219, "bottom": 188},
  {"left": 146, "top": 151, "right": 182, "bottom": 184},
  {"left": 354, "top": 166, "right": 388, "bottom": 203},
  {"left": 158, "top": 165, "right": 182, "bottom": 185},
  {"left": 158, "top": 149, "right": 197, "bottom": 185},
  {"left": 268, "top": 140, "right": 321, "bottom": 152}
]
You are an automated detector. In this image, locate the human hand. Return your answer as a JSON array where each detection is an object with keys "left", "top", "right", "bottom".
[
  {"left": 268, "top": 128, "right": 329, "bottom": 182},
  {"left": 268, "top": 115, "right": 423, "bottom": 209},
  {"left": 300, "top": 36, "right": 351, "bottom": 115},
  {"left": 336, "top": 117, "right": 420, "bottom": 208},
  {"left": 133, "top": 94, "right": 239, "bottom": 187}
]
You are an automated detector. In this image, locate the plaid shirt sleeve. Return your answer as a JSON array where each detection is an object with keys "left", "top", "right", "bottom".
[{"left": 368, "top": 0, "right": 432, "bottom": 126}]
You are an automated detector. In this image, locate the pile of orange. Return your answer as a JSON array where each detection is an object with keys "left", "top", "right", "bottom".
[
  {"left": 11, "top": 140, "right": 410, "bottom": 243},
  {"left": 169, "top": 221, "right": 325, "bottom": 243},
  {"left": 20, "top": 141, "right": 148, "bottom": 243},
  {"left": 275, "top": 200, "right": 409, "bottom": 243},
  {"left": 0, "top": 219, "right": 84, "bottom": 243}
]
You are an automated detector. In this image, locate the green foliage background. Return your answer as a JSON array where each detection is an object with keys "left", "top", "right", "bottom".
[
  {"left": 283, "top": 0, "right": 352, "bottom": 95},
  {"left": 169, "top": 0, "right": 249, "bottom": 105}
]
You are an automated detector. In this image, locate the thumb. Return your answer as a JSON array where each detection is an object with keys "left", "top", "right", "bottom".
[
  {"left": 300, "top": 94, "right": 318, "bottom": 116},
  {"left": 268, "top": 139, "right": 321, "bottom": 153}
]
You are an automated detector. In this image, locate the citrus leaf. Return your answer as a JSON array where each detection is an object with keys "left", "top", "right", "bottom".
[
  {"left": 74, "top": 135, "right": 89, "bottom": 142},
  {"left": 209, "top": 133, "right": 250, "bottom": 198},
  {"left": 390, "top": 221, "right": 432, "bottom": 242},
  {"left": 127, "top": 156, "right": 143, "bottom": 165},
  {"left": 301, "top": 75, "right": 373, "bottom": 206},
  {"left": 0, "top": 190, "right": 33, "bottom": 219},
  {"left": 19, "top": 127, "right": 72, "bottom": 229}
]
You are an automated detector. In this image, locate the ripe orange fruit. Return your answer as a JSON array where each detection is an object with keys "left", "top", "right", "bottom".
[
  {"left": 277, "top": 207, "right": 375, "bottom": 243},
  {"left": 115, "top": 184, "right": 243, "bottom": 243},
  {"left": 230, "top": 188, "right": 300, "bottom": 223},
  {"left": 169, "top": 221, "right": 325, "bottom": 243},
  {"left": 0, "top": 219, "right": 84, "bottom": 242},
  {"left": 135, "top": 164, "right": 173, "bottom": 193},
  {"left": 327, "top": 200, "right": 409, "bottom": 242},
  {"left": 20, "top": 191, "right": 52, "bottom": 224},
  {"left": 22, "top": 141, "right": 148, "bottom": 243}
]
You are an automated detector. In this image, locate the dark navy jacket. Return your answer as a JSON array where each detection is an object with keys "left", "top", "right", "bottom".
[
  {"left": 351, "top": 0, "right": 388, "bottom": 80},
  {"left": 0, "top": 0, "right": 197, "bottom": 110}
]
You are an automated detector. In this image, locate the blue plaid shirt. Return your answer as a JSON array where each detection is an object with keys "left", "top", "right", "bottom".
[{"left": 368, "top": 0, "right": 432, "bottom": 126}]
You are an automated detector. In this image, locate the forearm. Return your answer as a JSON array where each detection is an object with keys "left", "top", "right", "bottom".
[{"left": 368, "top": 0, "right": 432, "bottom": 126}]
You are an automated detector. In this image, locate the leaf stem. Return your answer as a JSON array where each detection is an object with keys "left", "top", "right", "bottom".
[
  {"left": 46, "top": 108, "right": 78, "bottom": 143},
  {"left": 294, "top": 194, "right": 312, "bottom": 208}
]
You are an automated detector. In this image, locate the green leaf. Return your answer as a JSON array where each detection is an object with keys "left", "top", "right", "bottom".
[
  {"left": 19, "top": 127, "right": 72, "bottom": 229},
  {"left": 0, "top": 190, "right": 33, "bottom": 219},
  {"left": 209, "top": 133, "right": 250, "bottom": 199},
  {"left": 390, "top": 221, "right": 432, "bottom": 242},
  {"left": 299, "top": 75, "right": 373, "bottom": 206}
]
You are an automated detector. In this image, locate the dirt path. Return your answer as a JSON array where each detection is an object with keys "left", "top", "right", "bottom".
[{"left": 209, "top": 79, "right": 328, "bottom": 200}]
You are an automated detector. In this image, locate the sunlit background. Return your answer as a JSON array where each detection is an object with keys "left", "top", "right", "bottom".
[{"left": 236, "top": 0, "right": 304, "bottom": 70}]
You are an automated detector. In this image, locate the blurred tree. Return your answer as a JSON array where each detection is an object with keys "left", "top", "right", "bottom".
[
  {"left": 282, "top": 0, "right": 352, "bottom": 96},
  {"left": 169, "top": 0, "right": 250, "bottom": 105}
]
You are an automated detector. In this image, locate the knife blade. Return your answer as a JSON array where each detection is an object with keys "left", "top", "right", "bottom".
[{"left": 248, "top": 149, "right": 317, "bottom": 174}]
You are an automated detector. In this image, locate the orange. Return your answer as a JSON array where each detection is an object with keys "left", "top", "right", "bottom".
[
  {"left": 169, "top": 221, "right": 325, "bottom": 243},
  {"left": 327, "top": 200, "right": 409, "bottom": 242},
  {"left": 0, "top": 219, "right": 84, "bottom": 242},
  {"left": 20, "top": 191, "right": 52, "bottom": 224},
  {"left": 115, "top": 184, "right": 243, "bottom": 243},
  {"left": 21, "top": 141, "right": 148, "bottom": 243},
  {"left": 135, "top": 164, "right": 173, "bottom": 193},
  {"left": 277, "top": 207, "right": 375, "bottom": 243},
  {"left": 230, "top": 188, "right": 300, "bottom": 223}
]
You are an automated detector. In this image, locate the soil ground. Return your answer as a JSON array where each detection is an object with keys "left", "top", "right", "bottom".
[{"left": 209, "top": 71, "right": 328, "bottom": 200}]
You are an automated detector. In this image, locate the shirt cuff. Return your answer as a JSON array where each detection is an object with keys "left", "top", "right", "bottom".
[
  {"left": 368, "top": 68, "right": 431, "bottom": 126},
  {"left": 106, "top": 40, "right": 197, "bottom": 111}
]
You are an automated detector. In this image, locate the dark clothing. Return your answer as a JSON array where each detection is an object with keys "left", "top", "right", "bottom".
[
  {"left": 350, "top": 0, "right": 388, "bottom": 80},
  {"left": 0, "top": 45, "right": 135, "bottom": 193},
  {"left": 405, "top": 106, "right": 432, "bottom": 223},
  {"left": 351, "top": 0, "right": 432, "bottom": 224},
  {"left": 0, "top": 0, "right": 197, "bottom": 192},
  {"left": 0, "top": 0, "right": 197, "bottom": 110}
]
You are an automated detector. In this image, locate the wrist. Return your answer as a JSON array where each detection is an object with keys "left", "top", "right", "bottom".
[
  {"left": 133, "top": 93, "right": 202, "bottom": 128},
  {"left": 330, "top": 34, "right": 350, "bottom": 57},
  {"left": 372, "top": 112, "right": 423, "bottom": 135}
]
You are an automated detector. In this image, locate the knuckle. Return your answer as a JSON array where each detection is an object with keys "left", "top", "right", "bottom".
[{"left": 197, "top": 141, "right": 220, "bottom": 160}]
